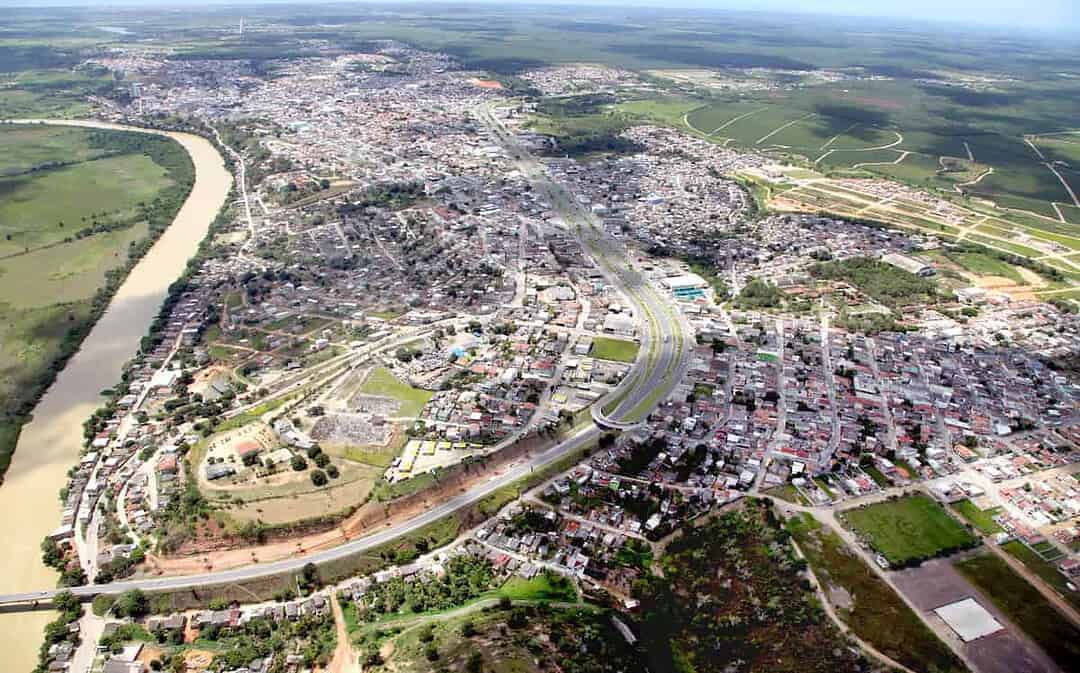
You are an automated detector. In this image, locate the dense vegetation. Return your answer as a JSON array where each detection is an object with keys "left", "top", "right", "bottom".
[
  {"left": 734, "top": 277, "right": 786, "bottom": 310},
  {"left": 811, "top": 257, "right": 940, "bottom": 307},
  {"left": 633, "top": 501, "right": 868, "bottom": 673},
  {"left": 356, "top": 555, "right": 496, "bottom": 618}
]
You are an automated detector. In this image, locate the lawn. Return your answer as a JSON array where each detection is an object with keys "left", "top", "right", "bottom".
[
  {"left": 498, "top": 573, "right": 577, "bottom": 602},
  {"left": 952, "top": 499, "right": 1004, "bottom": 534},
  {"left": 590, "top": 336, "right": 640, "bottom": 363},
  {"left": 359, "top": 367, "right": 433, "bottom": 418},
  {"left": 955, "top": 552, "right": 1080, "bottom": 672},
  {"left": 786, "top": 513, "right": 965, "bottom": 673},
  {"left": 841, "top": 494, "right": 977, "bottom": 567}
]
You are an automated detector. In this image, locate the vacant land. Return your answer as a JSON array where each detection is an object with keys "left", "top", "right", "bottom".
[
  {"left": 952, "top": 499, "right": 1004, "bottom": 534},
  {"left": 364, "top": 604, "right": 641, "bottom": 673},
  {"left": 786, "top": 512, "right": 965, "bottom": 673},
  {"left": 1001, "top": 540, "right": 1080, "bottom": 612},
  {"left": 590, "top": 336, "right": 640, "bottom": 363},
  {"left": 811, "top": 257, "right": 941, "bottom": 307},
  {"left": 842, "top": 494, "right": 977, "bottom": 567},
  {"left": 636, "top": 501, "right": 867, "bottom": 673},
  {"left": 956, "top": 552, "right": 1080, "bottom": 672},
  {"left": 359, "top": 367, "right": 433, "bottom": 418}
]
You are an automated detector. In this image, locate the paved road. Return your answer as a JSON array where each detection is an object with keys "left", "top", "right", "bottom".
[{"left": 0, "top": 102, "right": 689, "bottom": 607}]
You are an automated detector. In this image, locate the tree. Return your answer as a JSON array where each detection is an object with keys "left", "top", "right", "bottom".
[
  {"left": 314, "top": 452, "right": 330, "bottom": 468},
  {"left": 115, "top": 589, "right": 149, "bottom": 618},
  {"left": 310, "top": 469, "right": 328, "bottom": 486},
  {"left": 466, "top": 652, "right": 484, "bottom": 673},
  {"left": 52, "top": 590, "right": 80, "bottom": 616},
  {"left": 291, "top": 455, "right": 308, "bottom": 471}
]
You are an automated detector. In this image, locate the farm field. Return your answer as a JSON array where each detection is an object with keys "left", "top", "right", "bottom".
[
  {"left": 955, "top": 552, "right": 1080, "bottom": 672},
  {"left": 785, "top": 512, "right": 966, "bottom": 673},
  {"left": 841, "top": 494, "right": 977, "bottom": 567},
  {"left": 590, "top": 336, "right": 640, "bottom": 362},
  {"left": 671, "top": 76, "right": 1080, "bottom": 225},
  {"left": 359, "top": 367, "right": 433, "bottom": 418}
]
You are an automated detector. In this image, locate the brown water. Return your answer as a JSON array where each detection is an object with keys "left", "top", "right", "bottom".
[{"left": 0, "top": 120, "right": 231, "bottom": 672}]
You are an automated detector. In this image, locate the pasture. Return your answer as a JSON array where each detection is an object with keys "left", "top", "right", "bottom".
[
  {"left": 0, "top": 123, "right": 188, "bottom": 478},
  {"left": 0, "top": 152, "right": 170, "bottom": 255}
]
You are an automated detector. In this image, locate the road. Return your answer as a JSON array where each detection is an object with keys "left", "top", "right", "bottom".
[
  {"left": 0, "top": 102, "right": 690, "bottom": 607},
  {"left": 470, "top": 103, "right": 690, "bottom": 430}
]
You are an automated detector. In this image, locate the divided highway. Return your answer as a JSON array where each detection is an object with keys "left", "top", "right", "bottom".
[{"left": 0, "top": 103, "right": 691, "bottom": 607}]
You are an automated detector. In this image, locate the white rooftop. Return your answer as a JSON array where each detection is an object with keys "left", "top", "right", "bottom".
[{"left": 933, "top": 598, "right": 1004, "bottom": 642}]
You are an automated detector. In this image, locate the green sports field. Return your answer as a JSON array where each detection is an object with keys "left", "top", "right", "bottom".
[
  {"left": 590, "top": 336, "right": 640, "bottom": 363},
  {"left": 842, "top": 494, "right": 978, "bottom": 567}
]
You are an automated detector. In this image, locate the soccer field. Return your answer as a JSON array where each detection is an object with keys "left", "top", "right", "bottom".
[{"left": 843, "top": 494, "right": 977, "bottom": 567}]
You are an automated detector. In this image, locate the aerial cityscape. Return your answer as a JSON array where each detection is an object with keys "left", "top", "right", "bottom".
[{"left": 0, "top": 2, "right": 1079, "bottom": 673}]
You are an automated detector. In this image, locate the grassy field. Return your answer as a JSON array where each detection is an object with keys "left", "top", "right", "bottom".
[
  {"left": 786, "top": 513, "right": 965, "bottom": 673},
  {"left": 0, "top": 124, "right": 193, "bottom": 479},
  {"left": 842, "top": 494, "right": 977, "bottom": 567},
  {"left": 952, "top": 499, "right": 1004, "bottom": 534},
  {"left": 590, "top": 335, "right": 640, "bottom": 363},
  {"left": 0, "top": 151, "right": 172, "bottom": 256},
  {"left": 498, "top": 574, "right": 578, "bottom": 602},
  {"left": 955, "top": 552, "right": 1080, "bottom": 672},
  {"left": 359, "top": 367, "right": 433, "bottom": 418},
  {"left": 1001, "top": 540, "right": 1080, "bottom": 612}
]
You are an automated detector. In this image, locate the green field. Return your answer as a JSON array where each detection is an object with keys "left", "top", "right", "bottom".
[
  {"left": 0, "top": 152, "right": 171, "bottom": 255},
  {"left": 0, "top": 124, "right": 193, "bottom": 479},
  {"left": 360, "top": 367, "right": 434, "bottom": 418},
  {"left": 956, "top": 553, "right": 1080, "bottom": 672},
  {"left": 952, "top": 499, "right": 1004, "bottom": 534},
  {"left": 1001, "top": 540, "right": 1080, "bottom": 612},
  {"left": 590, "top": 336, "right": 640, "bottom": 362},
  {"left": 842, "top": 494, "right": 978, "bottom": 567},
  {"left": 786, "top": 513, "right": 965, "bottom": 673}
]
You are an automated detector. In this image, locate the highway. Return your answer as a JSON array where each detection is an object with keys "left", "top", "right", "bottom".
[
  {"left": 0, "top": 102, "right": 690, "bottom": 607},
  {"left": 474, "top": 102, "right": 691, "bottom": 429}
]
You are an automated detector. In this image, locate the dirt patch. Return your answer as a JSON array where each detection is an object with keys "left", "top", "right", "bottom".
[
  {"left": 828, "top": 585, "right": 854, "bottom": 611},
  {"left": 472, "top": 79, "right": 504, "bottom": 89},
  {"left": 146, "top": 429, "right": 554, "bottom": 573},
  {"left": 183, "top": 649, "right": 215, "bottom": 672}
]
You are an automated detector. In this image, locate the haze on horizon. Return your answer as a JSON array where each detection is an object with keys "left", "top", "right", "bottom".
[{"left": 1, "top": 0, "right": 1077, "bottom": 34}]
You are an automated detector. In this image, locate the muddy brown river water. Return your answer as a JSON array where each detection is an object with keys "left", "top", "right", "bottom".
[{"left": 0, "top": 120, "right": 231, "bottom": 672}]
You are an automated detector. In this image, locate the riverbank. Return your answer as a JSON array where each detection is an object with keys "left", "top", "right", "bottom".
[{"left": 0, "top": 119, "right": 231, "bottom": 673}]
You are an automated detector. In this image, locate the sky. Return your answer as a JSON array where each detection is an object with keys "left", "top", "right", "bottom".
[{"left": 3, "top": 0, "right": 1077, "bottom": 33}]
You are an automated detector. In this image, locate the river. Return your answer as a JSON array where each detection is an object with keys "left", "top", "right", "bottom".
[{"left": 0, "top": 120, "right": 232, "bottom": 672}]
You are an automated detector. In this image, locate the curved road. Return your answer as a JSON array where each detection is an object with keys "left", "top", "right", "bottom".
[{"left": 0, "top": 103, "right": 690, "bottom": 606}]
